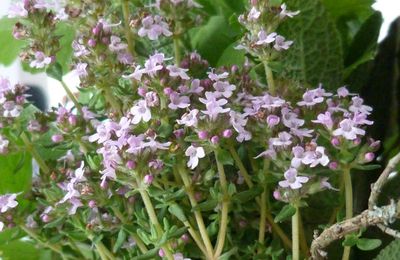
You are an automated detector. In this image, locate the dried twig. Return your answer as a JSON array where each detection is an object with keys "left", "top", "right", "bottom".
[{"left": 310, "top": 151, "right": 400, "bottom": 259}]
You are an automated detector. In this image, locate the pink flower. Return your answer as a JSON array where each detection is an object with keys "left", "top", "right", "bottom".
[
  {"left": 270, "top": 131, "right": 292, "bottom": 147},
  {"left": 0, "top": 135, "right": 9, "bottom": 154},
  {"left": 312, "top": 111, "right": 333, "bottom": 129},
  {"left": 273, "top": 35, "right": 293, "bottom": 51},
  {"left": 278, "top": 168, "right": 308, "bottom": 189},
  {"left": 349, "top": 97, "right": 372, "bottom": 115},
  {"left": 291, "top": 146, "right": 306, "bottom": 168},
  {"left": 248, "top": 7, "right": 261, "bottom": 21},
  {"left": 199, "top": 92, "right": 230, "bottom": 121},
  {"left": 185, "top": 145, "right": 205, "bottom": 169},
  {"left": 266, "top": 115, "right": 280, "bottom": 128},
  {"left": 130, "top": 100, "right": 152, "bottom": 124},
  {"left": 109, "top": 36, "right": 128, "bottom": 52},
  {"left": 297, "top": 89, "right": 324, "bottom": 107},
  {"left": 177, "top": 109, "right": 199, "bottom": 127},
  {"left": 138, "top": 15, "right": 172, "bottom": 40},
  {"left": 213, "top": 81, "right": 236, "bottom": 98},
  {"left": 30, "top": 51, "right": 52, "bottom": 69},
  {"left": 333, "top": 118, "right": 365, "bottom": 140},
  {"left": 72, "top": 63, "right": 88, "bottom": 78},
  {"left": 8, "top": 3, "right": 28, "bottom": 18},
  {"left": 123, "top": 65, "right": 146, "bottom": 81},
  {"left": 207, "top": 71, "right": 229, "bottom": 81},
  {"left": 256, "top": 31, "right": 277, "bottom": 45},
  {"left": 166, "top": 65, "right": 190, "bottom": 80},
  {"left": 168, "top": 92, "right": 190, "bottom": 110},
  {"left": 3, "top": 101, "right": 22, "bottom": 117},
  {"left": 72, "top": 40, "right": 90, "bottom": 57},
  {"left": 279, "top": 4, "right": 300, "bottom": 19},
  {"left": 143, "top": 53, "right": 167, "bottom": 77},
  {"left": 0, "top": 193, "right": 18, "bottom": 213}
]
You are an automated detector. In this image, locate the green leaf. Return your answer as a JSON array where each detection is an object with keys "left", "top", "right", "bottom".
[
  {"left": 190, "top": 16, "right": 239, "bottom": 66},
  {"left": 353, "top": 164, "right": 381, "bottom": 171},
  {"left": 132, "top": 247, "right": 158, "bottom": 260},
  {"left": 0, "top": 240, "right": 41, "bottom": 260},
  {"left": 0, "top": 18, "right": 27, "bottom": 66},
  {"left": 374, "top": 239, "right": 400, "bottom": 260},
  {"left": 55, "top": 22, "right": 75, "bottom": 74},
  {"left": 0, "top": 152, "right": 32, "bottom": 194},
  {"left": 279, "top": 0, "right": 343, "bottom": 89},
  {"left": 321, "top": 0, "right": 374, "bottom": 20},
  {"left": 192, "top": 199, "right": 218, "bottom": 212},
  {"left": 357, "top": 238, "right": 382, "bottom": 251},
  {"left": 233, "top": 186, "right": 263, "bottom": 203},
  {"left": 342, "top": 233, "right": 359, "bottom": 247},
  {"left": 216, "top": 41, "right": 245, "bottom": 67},
  {"left": 113, "top": 229, "right": 127, "bottom": 253},
  {"left": 46, "top": 62, "right": 63, "bottom": 81},
  {"left": 274, "top": 204, "right": 296, "bottom": 223},
  {"left": 216, "top": 148, "right": 234, "bottom": 166},
  {"left": 168, "top": 204, "right": 188, "bottom": 222},
  {"left": 219, "top": 247, "right": 238, "bottom": 260}
]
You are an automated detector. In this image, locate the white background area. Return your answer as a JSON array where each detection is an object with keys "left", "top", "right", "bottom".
[{"left": 0, "top": 0, "right": 399, "bottom": 107}]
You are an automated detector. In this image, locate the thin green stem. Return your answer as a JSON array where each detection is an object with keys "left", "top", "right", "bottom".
[
  {"left": 258, "top": 187, "right": 267, "bottom": 245},
  {"left": 228, "top": 144, "right": 292, "bottom": 249},
  {"left": 94, "top": 240, "right": 115, "bottom": 260},
  {"left": 121, "top": 0, "right": 136, "bottom": 56},
  {"left": 135, "top": 177, "right": 174, "bottom": 260},
  {"left": 214, "top": 151, "right": 229, "bottom": 258},
  {"left": 111, "top": 206, "right": 148, "bottom": 254},
  {"left": 20, "top": 132, "right": 50, "bottom": 174},
  {"left": 60, "top": 80, "right": 82, "bottom": 114},
  {"left": 298, "top": 210, "right": 309, "bottom": 256},
  {"left": 178, "top": 166, "right": 215, "bottom": 259},
  {"left": 292, "top": 204, "right": 300, "bottom": 260},
  {"left": 228, "top": 143, "right": 253, "bottom": 188},
  {"left": 342, "top": 167, "right": 353, "bottom": 260},
  {"left": 173, "top": 38, "right": 181, "bottom": 65},
  {"left": 20, "top": 225, "right": 66, "bottom": 259},
  {"left": 103, "top": 87, "right": 122, "bottom": 114},
  {"left": 263, "top": 61, "right": 276, "bottom": 95}
]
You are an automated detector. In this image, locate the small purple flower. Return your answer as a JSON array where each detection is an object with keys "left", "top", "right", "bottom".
[
  {"left": 30, "top": 51, "right": 52, "bottom": 69},
  {"left": 349, "top": 97, "right": 372, "bottom": 115},
  {"left": 198, "top": 130, "right": 208, "bottom": 140},
  {"left": 248, "top": 6, "right": 261, "bottom": 21},
  {"left": 270, "top": 131, "right": 292, "bottom": 147},
  {"left": 130, "top": 100, "right": 152, "bottom": 124},
  {"left": 320, "top": 177, "right": 339, "bottom": 191},
  {"left": 168, "top": 92, "right": 190, "bottom": 110},
  {"left": 199, "top": 92, "right": 230, "bottom": 121},
  {"left": 279, "top": 4, "right": 300, "bottom": 19},
  {"left": 222, "top": 129, "right": 233, "bottom": 138},
  {"left": 3, "top": 101, "right": 22, "bottom": 117},
  {"left": 166, "top": 65, "right": 190, "bottom": 80},
  {"left": 177, "top": 109, "right": 199, "bottom": 127},
  {"left": 51, "top": 134, "right": 64, "bottom": 143},
  {"left": 207, "top": 70, "right": 229, "bottom": 81},
  {"left": 333, "top": 118, "right": 365, "bottom": 140},
  {"left": 210, "top": 135, "right": 220, "bottom": 144},
  {"left": 256, "top": 31, "right": 277, "bottom": 45},
  {"left": 364, "top": 152, "right": 375, "bottom": 163},
  {"left": 273, "top": 35, "right": 293, "bottom": 51},
  {"left": 185, "top": 145, "right": 205, "bottom": 169},
  {"left": 72, "top": 63, "right": 88, "bottom": 78},
  {"left": 213, "top": 81, "right": 236, "bottom": 98},
  {"left": 278, "top": 168, "right": 309, "bottom": 189},
  {"left": 109, "top": 36, "right": 128, "bottom": 52},
  {"left": 123, "top": 65, "right": 146, "bottom": 81},
  {"left": 72, "top": 40, "right": 90, "bottom": 57},
  {"left": 297, "top": 89, "right": 324, "bottom": 107},
  {"left": 312, "top": 111, "right": 333, "bottom": 129},
  {"left": 266, "top": 115, "right": 280, "bottom": 128},
  {"left": 138, "top": 15, "right": 172, "bottom": 40},
  {"left": 8, "top": 3, "right": 28, "bottom": 18},
  {"left": 0, "top": 193, "right": 19, "bottom": 213}
]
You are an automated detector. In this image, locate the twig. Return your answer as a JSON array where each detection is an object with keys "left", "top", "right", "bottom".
[{"left": 368, "top": 151, "right": 400, "bottom": 210}]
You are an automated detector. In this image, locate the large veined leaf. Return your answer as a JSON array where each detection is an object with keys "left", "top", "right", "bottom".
[
  {"left": 279, "top": 0, "right": 344, "bottom": 89},
  {"left": 190, "top": 16, "right": 240, "bottom": 66},
  {"left": 0, "top": 152, "right": 32, "bottom": 194},
  {"left": 0, "top": 18, "right": 28, "bottom": 66},
  {"left": 321, "top": 0, "right": 375, "bottom": 21},
  {"left": 374, "top": 239, "right": 400, "bottom": 260}
]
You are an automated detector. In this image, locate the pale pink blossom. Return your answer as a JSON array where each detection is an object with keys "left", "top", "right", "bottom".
[
  {"left": 279, "top": 168, "right": 309, "bottom": 189},
  {"left": 185, "top": 145, "right": 205, "bottom": 169}
]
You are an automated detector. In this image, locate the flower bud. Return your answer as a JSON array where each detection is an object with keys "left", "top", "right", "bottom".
[
  {"left": 163, "top": 87, "right": 173, "bottom": 96},
  {"left": 137, "top": 87, "right": 147, "bottom": 97},
  {"left": 100, "top": 181, "right": 108, "bottom": 190},
  {"left": 194, "top": 192, "right": 202, "bottom": 201},
  {"left": 266, "top": 115, "right": 280, "bottom": 128},
  {"left": 143, "top": 174, "right": 154, "bottom": 185},
  {"left": 273, "top": 190, "right": 281, "bottom": 201},
  {"left": 128, "top": 196, "right": 136, "bottom": 204},
  {"left": 211, "top": 135, "right": 220, "bottom": 144},
  {"left": 369, "top": 139, "right": 381, "bottom": 151},
  {"left": 239, "top": 220, "right": 247, "bottom": 228},
  {"left": 173, "top": 129, "right": 184, "bottom": 138},
  {"left": 353, "top": 138, "right": 361, "bottom": 146},
  {"left": 41, "top": 214, "right": 51, "bottom": 223},
  {"left": 68, "top": 115, "right": 77, "bottom": 126},
  {"left": 92, "top": 23, "right": 103, "bottom": 35},
  {"left": 331, "top": 137, "right": 340, "bottom": 147},
  {"left": 15, "top": 95, "right": 25, "bottom": 104},
  {"left": 88, "top": 39, "right": 97, "bottom": 47},
  {"left": 231, "top": 65, "right": 239, "bottom": 74},
  {"left": 126, "top": 160, "right": 136, "bottom": 170},
  {"left": 101, "top": 37, "right": 110, "bottom": 45},
  {"left": 158, "top": 249, "right": 165, "bottom": 257},
  {"left": 328, "top": 161, "right": 338, "bottom": 170},
  {"left": 222, "top": 129, "right": 233, "bottom": 138},
  {"left": 181, "top": 234, "right": 190, "bottom": 243},
  {"left": 51, "top": 134, "right": 64, "bottom": 143},
  {"left": 198, "top": 130, "right": 208, "bottom": 140},
  {"left": 364, "top": 152, "right": 375, "bottom": 163},
  {"left": 88, "top": 200, "right": 97, "bottom": 208}
]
